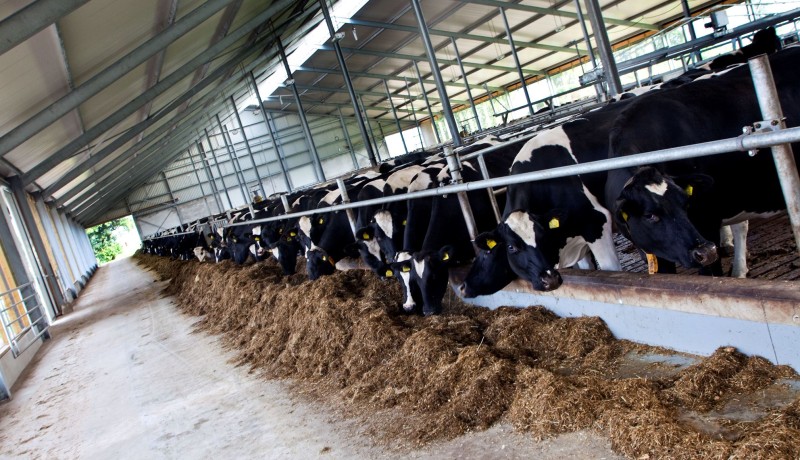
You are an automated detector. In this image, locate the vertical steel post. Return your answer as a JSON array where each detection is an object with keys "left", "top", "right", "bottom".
[
  {"left": 229, "top": 98, "right": 267, "bottom": 199},
  {"left": 404, "top": 77, "right": 425, "bottom": 148},
  {"left": 443, "top": 146, "right": 478, "bottom": 249},
  {"left": 574, "top": 0, "right": 604, "bottom": 101},
  {"left": 276, "top": 37, "right": 325, "bottom": 182},
  {"left": 498, "top": 7, "right": 534, "bottom": 118},
  {"left": 413, "top": 60, "right": 441, "bottom": 144},
  {"left": 336, "top": 106, "right": 359, "bottom": 169},
  {"left": 476, "top": 154, "right": 501, "bottom": 223},
  {"left": 280, "top": 194, "right": 291, "bottom": 214},
  {"left": 410, "top": 0, "right": 462, "bottom": 146},
  {"left": 583, "top": 0, "right": 623, "bottom": 97},
  {"left": 249, "top": 71, "right": 293, "bottom": 192},
  {"left": 160, "top": 171, "right": 184, "bottom": 224},
  {"left": 749, "top": 55, "right": 800, "bottom": 254},
  {"left": 188, "top": 143, "right": 221, "bottom": 214},
  {"left": 318, "top": 0, "right": 377, "bottom": 167},
  {"left": 203, "top": 129, "right": 234, "bottom": 209},
  {"left": 383, "top": 79, "right": 408, "bottom": 155},
  {"left": 680, "top": 0, "right": 700, "bottom": 63},
  {"left": 450, "top": 37, "right": 481, "bottom": 132},
  {"left": 336, "top": 178, "right": 357, "bottom": 236},
  {"left": 215, "top": 114, "right": 249, "bottom": 202},
  {"left": 359, "top": 94, "right": 382, "bottom": 162}
]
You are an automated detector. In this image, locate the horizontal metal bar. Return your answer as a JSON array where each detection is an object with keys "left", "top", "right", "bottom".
[
  {"left": 226, "top": 126, "right": 800, "bottom": 228},
  {"left": 0, "top": 282, "right": 33, "bottom": 300},
  {"left": 0, "top": 293, "right": 38, "bottom": 314},
  {"left": 10, "top": 317, "right": 48, "bottom": 358}
]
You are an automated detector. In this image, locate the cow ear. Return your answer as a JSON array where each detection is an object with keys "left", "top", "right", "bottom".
[
  {"left": 357, "top": 226, "right": 375, "bottom": 241},
  {"left": 392, "top": 260, "right": 412, "bottom": 273},
  {"left": 438, "top": 245, "right": 455, "bottom": 263},
  {"left": 380, "top": 264, "right": 395, "bottom": 279},
  {"left": 673, "top": 173, "right": 714, "bottom": 198},
  {"left": 474, "top": 230, "right": 502, "bottom": 252}
]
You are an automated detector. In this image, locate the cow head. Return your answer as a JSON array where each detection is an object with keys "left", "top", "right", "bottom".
[
  {"left": 613, "top": 167, "right": 718, "bottom": 269},
  {"left": 476, "top": 210, "right": 562, "bottom": 291},
  {"left": 353, "top": 225, "right": 384, "bottom": 274},
  {"left": 193, "top": 247, "right": 214, "bottom": 262},
  {"left": 306, "top": 247, "right": 337, "bottom": 280},
  {"left": 386, "top": 251, "right": 423, "bottom": 314},
  {"left": 460, "top": 241, "right": 516, "bottom": 298},
  {"left": 407, "top": 246, "right": 456, "bottom": 316},
  {"left": 270, "top": 229, "right": 302, "bottom": 275}
]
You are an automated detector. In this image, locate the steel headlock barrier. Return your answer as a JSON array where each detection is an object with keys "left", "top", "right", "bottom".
[{"left": 151, "top": 55, "right": 800, "bottom": 257}]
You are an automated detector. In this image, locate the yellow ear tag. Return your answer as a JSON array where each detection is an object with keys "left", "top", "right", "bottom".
[
  {"left": 322, "top": 255, "right": 327, "bottom": 261},
  {"left": 401, "top": 266, "right": 411, "bottom": 273},
  {"left": 385, "top": 269, "right": 393, "bottom": 277},
  {"left": 621, "top": 211, "right": 629, "bottom": 222},
  {"left": 210, "top": 235, "right": 215, "bottom": 240},
  {"left": 549, "top": 217, "right": 560, "bottom": 229},
  {"left": 685, "top": 185, "right": 694, "bottom": 197},
  {"left": 278, "top": 228, "right": 283, "bottom": 234},
  {"left": 254, "top": 237, "right": 260, "bottom": 241},
  {"left": 286, "top": 237, "right": 292, "bottom": 242},
  {"left": 402, "top": 220, "right": 407, "bottom": 226},
  {"left": 290, "top": 231, "right": 297, "bottom": 237},
  {"left": 486, "top": 239, "right": 497, "bottom": 249},
  {"left": 319, "top": 218, "right": 324, "bottom": 224},
  {"left": 362, "top": 233, "right": 370, "bottom": 240},
  {"left": 646, "top": 253, "right": 658, "bottom": 274},
  {"left": 442, "top": 252, "right": 450, "bottom": 261}
]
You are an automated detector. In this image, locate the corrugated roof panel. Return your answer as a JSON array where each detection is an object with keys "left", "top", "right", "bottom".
[
  {"left": 159, "top": 10, "right": 225, "bottom": 77},
  {"left": 79, "top": 62, "right": 149, "bottom": 127}
]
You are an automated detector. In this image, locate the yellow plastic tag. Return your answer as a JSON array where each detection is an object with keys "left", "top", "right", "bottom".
[
  {"left": 385, "top": 269, "right": 393, "bottom": 277},
  {"left": 442, "top": 252, "right": 450, "bottom": 261},
  {"left": 322, "top": 255, "right": 327, "bottom": 261},
  {"left": 254, "top": 237, "right": 260, "bottom": 241},
  {"left": 286, "top": 237, "right": 292, "bottom": 242},
  {"left": 685, "top": 185, "right": 694, "bottom": 197},
  {"left": 401, "top": 266, "right": 411, "bottom": 273},
  {"left": 290, "top": 231, "right": 297, "bottom": 237},
  {"left": 362, "top": 233, "right": 370, "bottom": 240},
  {"left": 646, "top": 253, "right": 658, "bottom": 274},
  {"left": 622, "top": 211, "right": 629, "bottom": 222},
  {"left": 319, "top": 218, "right": 324, "bottom": 224},
  {"left": 549, "top": 217, "right": 560, "bottom": 229},
  {"left": 402, "top": 220, "right": 407, "bottom": 226},
  {"left": 486, "top": 239, "right": 497, "bottom": 249}
]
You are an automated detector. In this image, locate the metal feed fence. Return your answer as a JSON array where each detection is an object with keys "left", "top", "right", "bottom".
[{"left": 0, "top": 282, "right": 48, "bottom": 358}]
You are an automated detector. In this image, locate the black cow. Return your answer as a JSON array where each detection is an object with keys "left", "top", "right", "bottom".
[{"left": 605, "top": 46, "right": 800, "bottom": 275}]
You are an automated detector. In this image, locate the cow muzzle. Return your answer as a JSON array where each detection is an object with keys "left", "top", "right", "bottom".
[
  {"left": 539, "top": 270, "right": 563, "bottom": 291},
  {"left": 691, "top": 242, "right": 718, "bottom": 267}
]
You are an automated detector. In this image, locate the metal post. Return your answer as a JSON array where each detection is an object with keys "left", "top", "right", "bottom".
[
  {"left": 749, "top": 55, "right": 800, "bottom": 254},
  {"left": 359, "top": 94, "right": 382, "bottom": 162},
  {"left": 318, "top": 0, "right": 377, "bottom": 167},
  {"left": 249, "top": 71, "right": 293, "bottom": 192},
  {"left": 475, "top": 155, "right": 501, "bottom": 223},
  {"left": 583, "top": 0, "right": 623, "bottom": 97},
  {"left": 404, "top": 77, "right": 425, "bottom": 149},
  {"left": 680, "top": 0, "right": 700, "bottom": 63},
  {"left": 450, "top": 37, "right": 482, "bottom": 132},
  {"left": 336, "top": 106, "right": 359, "bottom": 169},
  {"left": 410, "top": 0, "right": 462, "bottom": 147},
  {"left": 203, "top": 130, "right": 234, "bottom": 209},
  {"left": 34, "top": 196, "right": 73, "bottom": 303},
  {"left": 383, "top": 79, "right": 408, "bottom": 155},
  {"left": 276, "top": 37, "right": 326, "bottom": 182},
  {"left": 230, "top": 96, "right": 266, "bottom": 199},
  {"left": 443, "top": 146, "right": 478, "bottom": 249},
  {"left": 499, "top": 7, "right": 534, "bottom": 118},
  {"left": 336, "top": 179, "right": 357, "bottom": 236},
  {"left": 574, "top": 0, "right": 604, "bottom": 100},
  {"left": 413, "top": 60, "right": 441, "bottom": 144},
  {"left": 215, "top": 114, "right": 249, "bottom": 203},
  {"left": 160, "top": 171, "right": 184, "bottom": 224},
  {"left": 280, "top": 194, "right": 291, "bottom": 213},
  {"left": 189, "top": 143, "right": 221, "bottom": 214}
]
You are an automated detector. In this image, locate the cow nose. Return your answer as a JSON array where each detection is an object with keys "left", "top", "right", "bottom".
[
  {"left": 540, "top": 270, "right": 563, "bottom": 291},
  {"left": 692, "top": 243, "right": 718, "bottom": 266},
  {"left": 459, "top": 282, "right": 472, "bottom": 298}
]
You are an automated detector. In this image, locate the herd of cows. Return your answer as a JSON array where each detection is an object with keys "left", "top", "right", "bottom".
[{"left": 143, "top": 30, "right": 799, "bottom": 316}]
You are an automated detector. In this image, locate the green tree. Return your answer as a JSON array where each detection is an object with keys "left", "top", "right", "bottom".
[{"left": 86, "top": 218, "right": 127, "bottom": 264}]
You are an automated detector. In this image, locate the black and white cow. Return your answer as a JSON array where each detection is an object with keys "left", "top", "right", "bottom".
[{"left": 605, "top": 46, "right": 800, "bottom": 276}]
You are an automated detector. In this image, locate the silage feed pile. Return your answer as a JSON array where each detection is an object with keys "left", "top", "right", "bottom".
[{"left": 136, "top": 254, "right": 800, "bottom": 459}]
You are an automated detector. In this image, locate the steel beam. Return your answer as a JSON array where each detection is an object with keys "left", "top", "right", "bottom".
[
  {"left": 295, "top": 65, "right": 502, "bottom": 92},
  {"left": 499, "top": 7, "right": 534, "bottom": 117},
  {"left": 413, "top": 60, "right": 441, "bottom": 144},
  {"left": 0, "top": 0, "right": 236, "bottom": 161},
  {"left": 249, "top": 72, "right": 293, "bottom": 192},
  {"left": 450, "top": 37, "right": 481, "bottom": 132},
  {"left": 584, "top": 0, "right": 623, "bottom": 96},
  {"left": 0, "top": 0, "right": 90, "bottom": 56},
  {"left": 19, "top": 0, "right": 294, "bottom": 184},
  {"left": 336, "top": 107, "right": 358, "bottom": 169},
  {"left": 185, "top": 146, "right": 217, "bottom": 216},
  {"left": 203, "top": 128, "right": 234, "bottom": 209},
  {"left": 216, "top": 114, "right": 249, "bottom": 203},
  {"left": 230, "top": 96, "right": 265, "bottom": 199},
  {"left": 383, "top": 80, "right": 408, "bottom": 155}
]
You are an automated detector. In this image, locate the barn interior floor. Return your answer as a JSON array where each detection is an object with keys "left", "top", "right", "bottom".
[{"left": 0, "top": 257, "right": 622, "bottom": 459}]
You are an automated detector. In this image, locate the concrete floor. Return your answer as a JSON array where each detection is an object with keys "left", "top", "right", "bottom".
[{"left": 0, "top": 257, "right": 621, "bottom": 459}]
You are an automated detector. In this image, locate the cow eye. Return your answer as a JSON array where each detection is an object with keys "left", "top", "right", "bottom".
[
  {"left": 507, "top": 244, "right": 519, "bottom": 254},
  {"left": 644, "top": 213, "right": 660, "bottom": 223}
]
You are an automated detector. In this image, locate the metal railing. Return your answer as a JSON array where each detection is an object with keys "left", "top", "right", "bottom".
[{"left": 0, "top": 282, "right": 48, "bottom": 358}]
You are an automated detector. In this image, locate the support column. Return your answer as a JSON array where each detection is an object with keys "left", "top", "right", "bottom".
[
  {"left": 383, "top": 79, "right": 408, "bottom": 155},
  {"left": 359, "top": 94, "right": 381, "bottom": 162},
  {"left": 50, "top": 207, "right": 81, "bottom": 290},
  {"left": 34, "top": 196, "right": 73, "bottom": 303},
  {"left": 583, "top": 0, "right": 623, "bottom": 97},
  {"left": 450, "top": 37, "right": 481, "bottom": 132},
  {"left": 186, "top": 146, "right": 216, "bottom": 216},
  {"left": 413, "top": 59, "right": 441, "bottom": 144},
  {"left": 160, "top": 171, "right": 184, "bottom": 224},
  {"left": 574, "top": 0, "right": 604, "bottom": 100},
  {"left": 410, "top": 0, "right": 462, "bottom": 147},
  {"left": 680, "top": 0, "right": 700, "bottom": 63},
  {"left": 276, "top": 37, "right": 325, "bottom": 182},
  {"left": 336, "top": 106, "right": 359, "bottom": 169},
  {"left": 249, "top": 71, "right": 293, "bottom": 192},
  {"left": 318, "top": 0, "right": 377, "bottom": 167},
  {"left": 499, "top": 7, "right": 534, "bottom": 118},
  {"left": 9, "top": 177, "right": 65, "bottom": 311},
  {"left": 230, "top": 96, "right": 266, "bottom": 198},
  {"left": 404, "top": 77, "right": 425, "bottom": 148},
  {"left": 215, "top": 114, "right": 249, "bottom": 203},
  {"left": 203, "top": 129, "right": 234, "bottom": 209}
]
